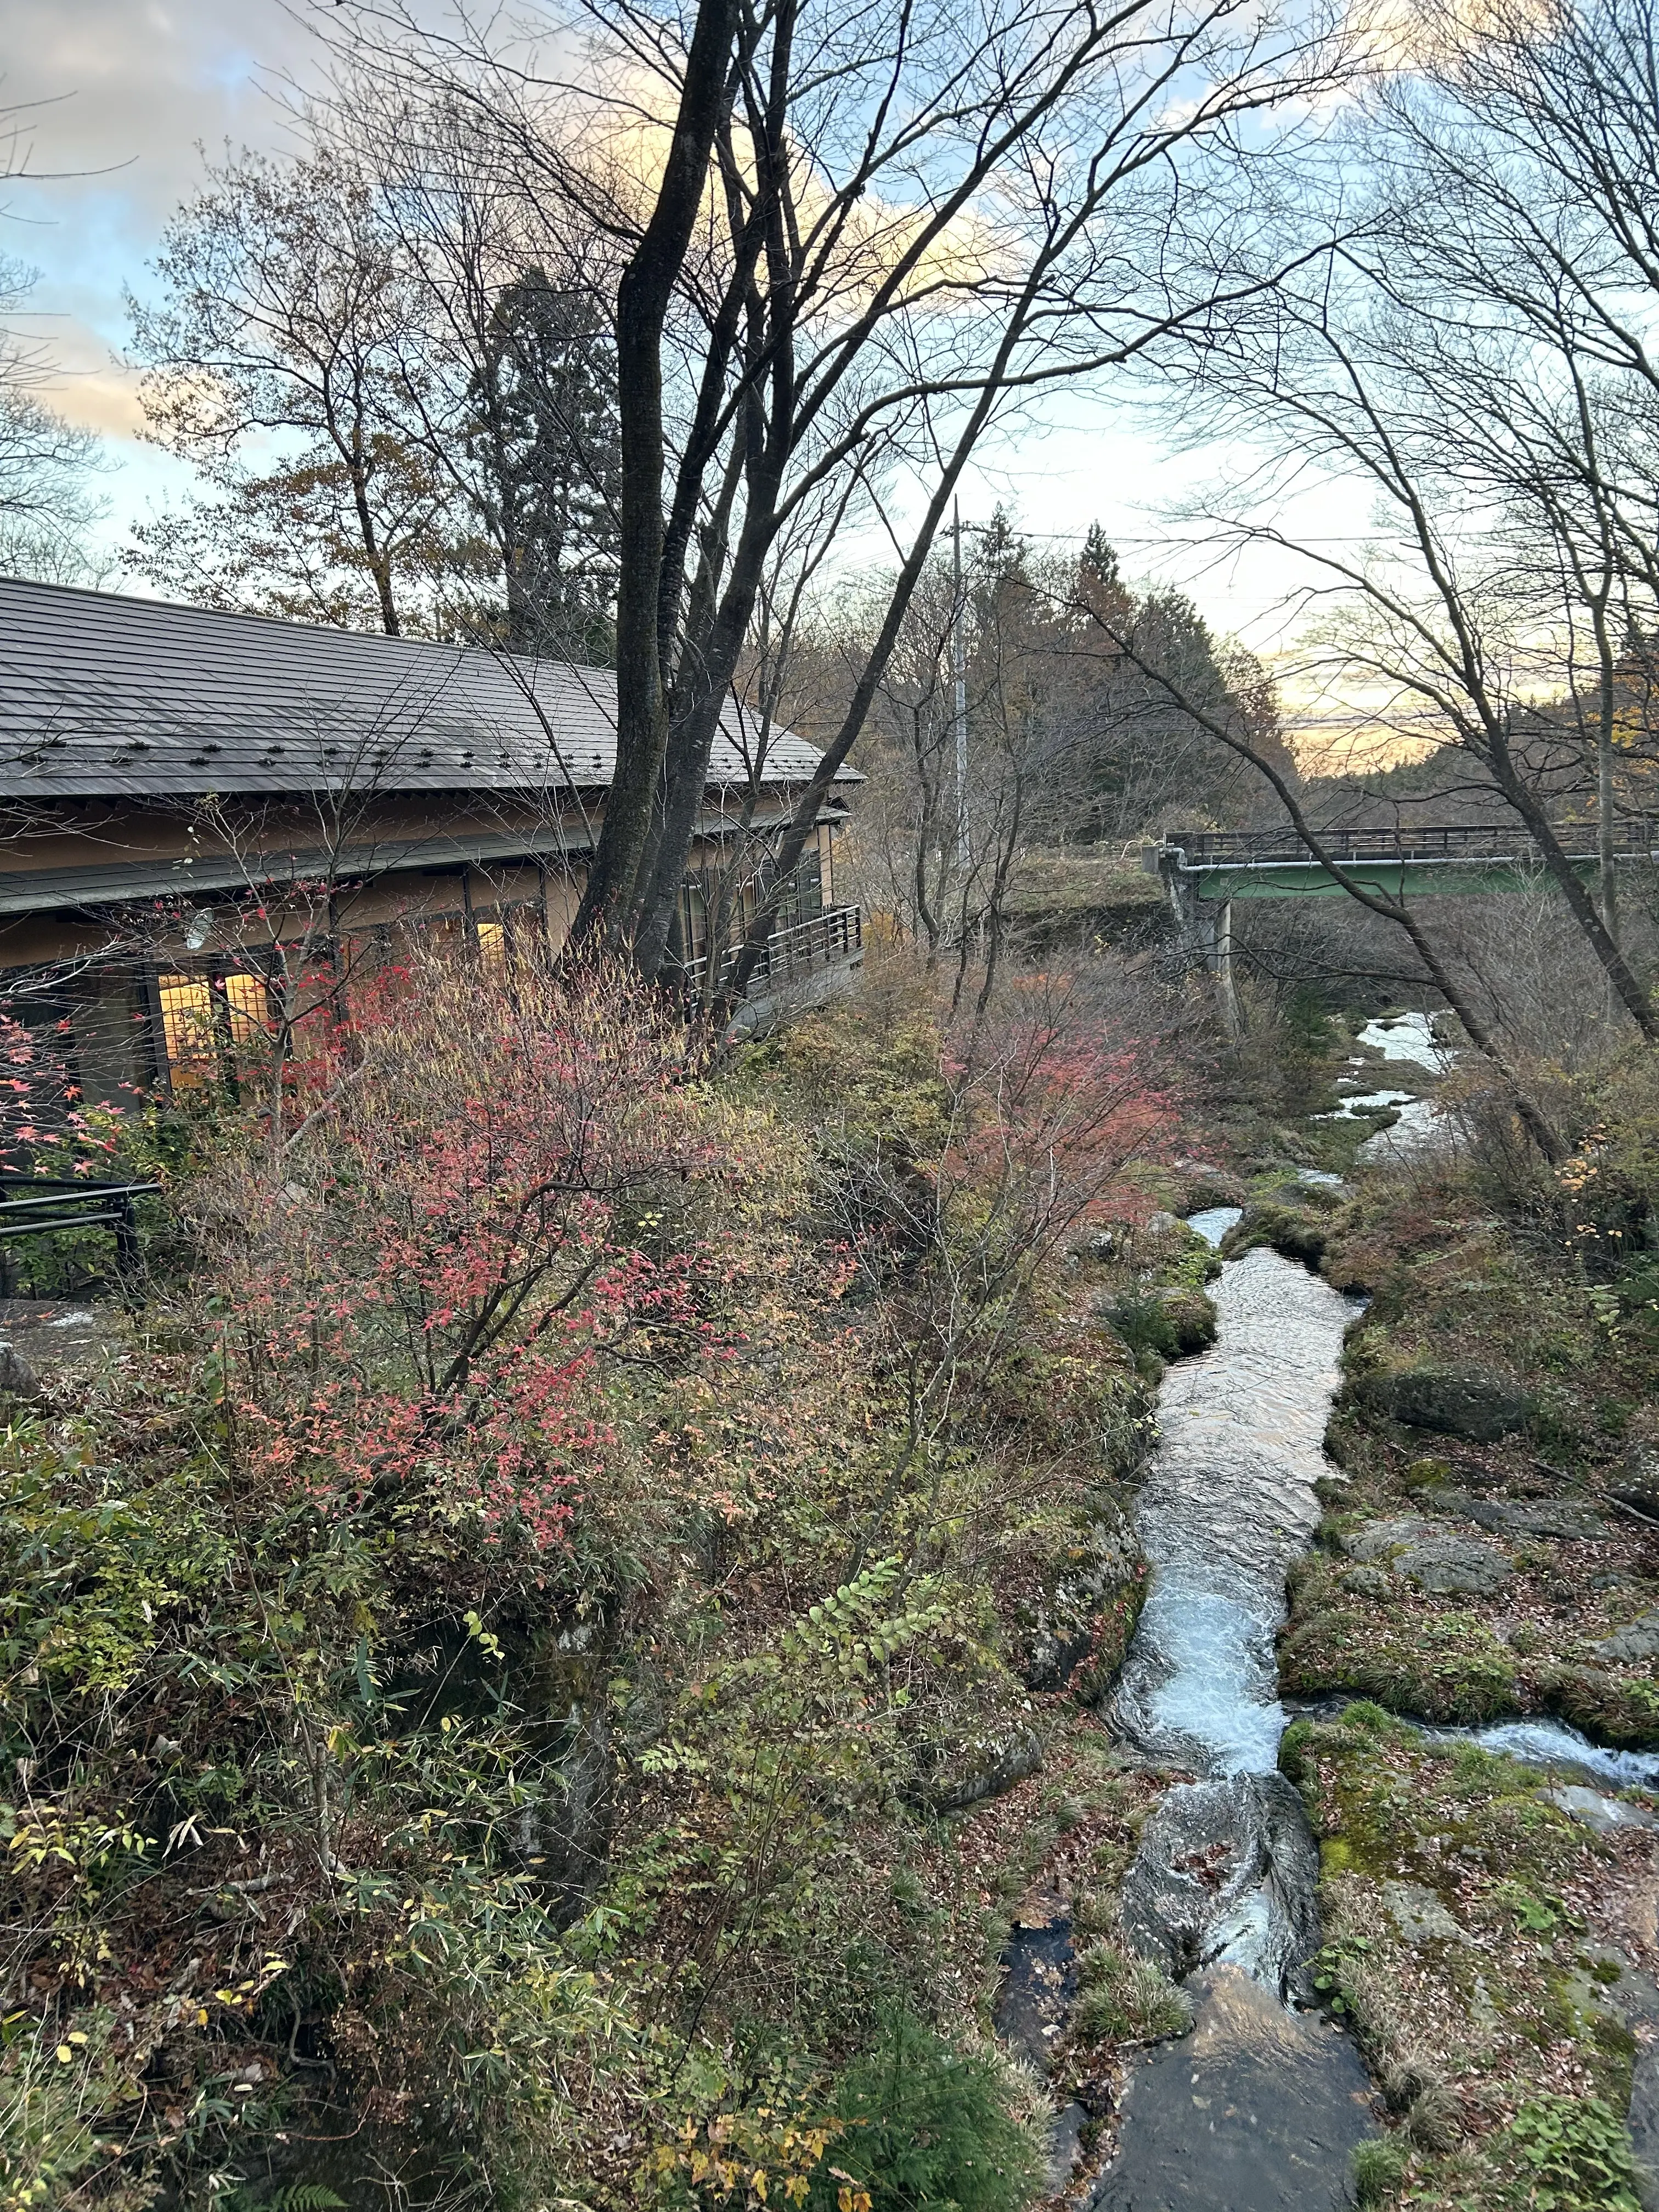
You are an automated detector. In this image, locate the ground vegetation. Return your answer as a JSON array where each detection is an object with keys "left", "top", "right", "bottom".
[{"left": 0, "top": 934, "right": 1218, "bottom": 2210}]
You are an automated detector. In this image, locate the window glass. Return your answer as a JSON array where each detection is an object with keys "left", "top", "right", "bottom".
[
  {"left": 680, "top": 882, "right": 708, "bottom": 962},
  {"left": 789, "top": 849, "right": 823, "bottom": 922},
  {"left": 222, "top": 972, "right": 270, "bottom": 1046},
  {"left": 156, "top": 976, "right": 216, "bottom": 1087}
]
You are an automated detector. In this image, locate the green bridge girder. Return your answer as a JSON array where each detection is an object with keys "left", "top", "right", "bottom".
[
  {"left": 1150, "top": 830, "right": 1655, "bottom": 1032},
  {"left": 1184, "top": 854, "right": 1617, "bottom": 901}
]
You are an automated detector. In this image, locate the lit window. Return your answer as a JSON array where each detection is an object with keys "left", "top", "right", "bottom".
[
  {"left": 477, "top": 918, "right": 507, "bottom": 968},
  {"left": 156, "top": 975, "right": 216, "bottom": 1087},
  {"left": 223, "top": 971, "right": 271, "bottom": 1046}
]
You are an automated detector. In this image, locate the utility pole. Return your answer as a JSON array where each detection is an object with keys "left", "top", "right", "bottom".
[{"left": 952, "top": 503, "right": 969, "bottom": 877}]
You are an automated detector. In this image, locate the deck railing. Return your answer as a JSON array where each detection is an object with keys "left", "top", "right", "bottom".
[
  {"left": 730, "top": 902, "right": 862, "bottom": 991},
  {"left": 1164, "top": 825, "right": 1659, "bottom": 867},
  {"left": 682, "top": 903, "right": 863, "bottom": 1008},
  {"left": 0, "top": 1175, "right": 163, "bottom": 1274}
]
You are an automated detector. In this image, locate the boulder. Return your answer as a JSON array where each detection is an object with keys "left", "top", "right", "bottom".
[
  {"left": 1342, "top": 1515, "right": 1438, "bottom": 1562},
  {"left": 0, "top": 1342, "right": 42, "bottom": 1399},
  {"left": 1121, "top": 1772, "right": 1322, "bottom": 2002},
  {"left": 1342, "top": 1565, "right": 1392, "bottom": 1601},
  {"left": 1343, "top": 1515, "right": 1513, "bottom": 1596},
  {"left": 1159, "top": 1285, "right": 1218, "bottom": 1356},
  {"left": 1287, "top": 1173, "right": 1352, "bottom": 1211},
  {"left": 1401, "top": 1538, "right": 1514, "bottom": 1596},
  {"left": 1465, "top": 1498, "right": 1606, "bottom": 1542},
  {"left": 1362, "top": 1365, "right": 1532, "bottom": 1443},
  {"left": 1614, "top": 1440, "right": 1659, "bottom": 1520},
  {"left": 1019, "top": 1503, "right": 1144, "bottom": 1694},
  {"left": 1221, "top": 1202, "right": 1327, "bottom": 1266},
  {"left": 914, "top": 1725, "right": 1044, "bottom": 1812},
  {"left": 1549, "top": 1785, "right": 1657, "bottom": 1833},
  {"left": 1071, "top": 1229, "right": 1118, "bottom": 1265},
  {"left": 1594, "top": 1610, "right": 1659, "bottom": 1664}
]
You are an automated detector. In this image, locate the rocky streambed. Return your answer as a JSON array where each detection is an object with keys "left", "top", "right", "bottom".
[
  {"left": 1081, "top": 1213, "right": 1377, "bottom": 2210},
  {"left": 992, "top": 1211, "right": 1378, "bottom": 2207},
  {"left": 1001, "top": 1167, "right": 1659, "bottom": 2209}
]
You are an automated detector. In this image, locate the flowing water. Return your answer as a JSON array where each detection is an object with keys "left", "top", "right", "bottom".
[
  {"left": 1357, "top": 1011, "right": 1446, "bottom": 1069},
  {"left": 1110, "top": 1226, "right": 1356, "bottom": 1785},
  {"left": 1087, "top": 1212, "right": 1377, "bottom": 2209},
  {"left": 1352, "top": 1013, "right": 1449, "bottom": 1161},
  {"left": 1031, "top": 1143, "right": 1652, "bottom": 2205}
]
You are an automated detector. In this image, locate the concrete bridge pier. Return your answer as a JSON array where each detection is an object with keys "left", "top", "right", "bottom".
[{"left": 1155, "top": 849, "right": 1240, "bottom": 1036}]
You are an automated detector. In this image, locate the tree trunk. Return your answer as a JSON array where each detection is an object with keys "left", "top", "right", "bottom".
[
  {"left": 569, "top": 0, "right": 740, "bottom": 950},
  {"left": 1598, "top": 675, "right": 1619, "bottom": 947},
  {"left": 1483, "top": 723, "right": 1653, "bottom": 1039}
]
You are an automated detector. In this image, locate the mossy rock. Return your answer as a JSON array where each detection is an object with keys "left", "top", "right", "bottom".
[
  {"left": 1021, "top": 1502, "right": 1147, "bottom": 1695},
  {"left": 1354, "top": 1364, "right": 1534, "bottom": 1443},
  {"left": 1103, "top": 1285, "right": 1217, "bottom": 1363},
  {"left": 910, "top": 1725, "right": 1045, "bottom": 1811},
  {"left": 1536, "top": 1663, "right": 1659, "bottom": 1752},
  {"left": 1070, "top": 1572, "right": 1150, "bottom": 1706},
  {"left": 1279, "top": 1602, "right": 1519, "bottom": 1722},
  {"left": 1220, "top": 1201, "right": 1328, "bottom": 1266},
  {"left": 1160, "top": 1286, "right": 1218, "bottom": 1355}
]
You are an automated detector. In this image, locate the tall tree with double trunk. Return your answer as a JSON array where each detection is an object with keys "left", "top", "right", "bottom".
[
  {"left": 333, "top": 0, "right": 1351, "bottom": 985},
  {"left": 578, "top": 0, "right": 742, "bottom": 948}
]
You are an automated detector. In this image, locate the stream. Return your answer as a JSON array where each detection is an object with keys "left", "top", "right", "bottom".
[
  {"left": 1020, "top": 1182, "right": 1657, "bottom": 2208},
  {"left": 1325, "top": 1013, "right": 1450, "bottom": 1164},
  {"left": 1088, "top": 1210, "right": 1377, "bottom": 2210}
]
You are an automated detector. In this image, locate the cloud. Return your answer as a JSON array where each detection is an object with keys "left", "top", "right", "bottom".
[
  {"left": 1, "top": 1, "right": 315, "bottom": 230},
  {"left": 0, "top": 0, "right": 323, "bottom": 434},
  {"left": 0, "top": 0, "right": 337, "bottom": 568}
]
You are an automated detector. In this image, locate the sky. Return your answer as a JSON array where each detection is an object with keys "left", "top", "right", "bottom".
[{"left": 0, "top": 0, "right": 1365, "bottom": 669}]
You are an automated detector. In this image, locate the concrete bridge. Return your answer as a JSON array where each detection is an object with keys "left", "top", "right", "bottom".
[{"left": 1145, "top": 823, "right": 1652, "bottom": 1029}]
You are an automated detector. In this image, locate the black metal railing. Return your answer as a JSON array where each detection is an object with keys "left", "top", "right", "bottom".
[
  {"left": 675, "top": 904, "right": 863, "bottom": 1015},
  {"left": 1163, "top": 824, "right": 1659, "bottom": 867},
  {"left": 0, "top": 1176, "right": 162, "bottom": 1273},
  {"left": 730, "top": 903, "right": 862, "bottom": 991}
]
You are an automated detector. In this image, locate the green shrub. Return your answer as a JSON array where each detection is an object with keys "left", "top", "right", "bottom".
[
  {"left": 1105, "top": 1286, "right": 1216, "bottom": 1362},
  {"left": 816, "top": 2012, "right": 1043, "bottom": 2212},
  {"left": 1351, "top": 2136, "right": 1407, "bottom": 2207},
  {"left": 222, "top": 2192, "right": 349, "bottom": 2212},
  {"left": 1504, "top": 2094, "right": 1642, "bottom": 2210},
  {"left": 1105, "top": 1289, "right": 1180, "bottom": 1362},
  {"left": 1070, "top": 1942, "right": 1192, "bottom": 2044}
]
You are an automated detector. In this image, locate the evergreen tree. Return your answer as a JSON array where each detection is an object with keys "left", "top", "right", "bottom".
[
  {"left": 1081, "top": 520, "right": 1120, "bottom": 589},
  {"left": 468, "top": 272, "right": 622, "bottom": 664}
]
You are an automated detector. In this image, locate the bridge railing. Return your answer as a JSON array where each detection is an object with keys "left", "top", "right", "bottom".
[{"left": 1164, "top": 824, "right": 1659, "bottom": 866}]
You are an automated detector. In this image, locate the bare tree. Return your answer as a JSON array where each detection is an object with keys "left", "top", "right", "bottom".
[
  {"left": 1151, "top": 0, "right": 1659, "bottom": 1042},
  {"left": 0, "top": 109, "right": 109, "bottom": 582},
  {"left": 1075, "top": 599, "right": 1571, "bottom": 1158},
  {"left": 127, "top": 146, "right": 453, "bottom": 635},
  {"left": 328, "top": 0, "right": 1350, "bottom": 995}
]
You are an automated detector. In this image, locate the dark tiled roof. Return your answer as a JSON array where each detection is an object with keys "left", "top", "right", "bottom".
[{"left": 0, "top": 577, "right": 847, "bottom": 800}]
